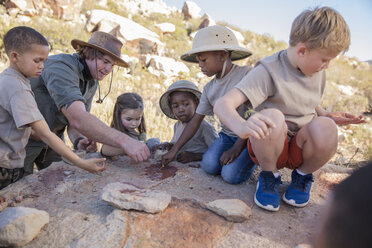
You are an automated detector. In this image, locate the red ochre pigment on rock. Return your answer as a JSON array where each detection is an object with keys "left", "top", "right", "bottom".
[{"left": 145, "top": 163, "right": 178, "bottom": 180}]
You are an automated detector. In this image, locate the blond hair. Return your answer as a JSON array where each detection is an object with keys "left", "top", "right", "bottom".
[{"left": 289, "top": 6, "right": 350, "bottom": 53}]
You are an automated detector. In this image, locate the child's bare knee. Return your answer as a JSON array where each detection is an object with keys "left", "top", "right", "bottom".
[
  {"left": 309, "top": 117, "right": 338, "bottom": 148},
  {"left": 314, "top": 116, "right": 337, "bottom": 132},
  {"left": 260, "top": 108, "right": 286, "bottom": 133},
  {"left": 260, "top": 108, "right": 285, "bottom": 124}
]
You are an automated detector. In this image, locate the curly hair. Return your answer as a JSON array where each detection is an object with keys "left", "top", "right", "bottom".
[{"left": 3, "top": 26, "right": 49, "bottom": 55}]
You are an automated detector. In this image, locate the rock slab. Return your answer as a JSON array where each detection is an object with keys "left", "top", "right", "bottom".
[
  {"left": 0, "top": 207, "right": 49, "bottom": 246},
  {"left": 101, "top": 182, "right": 171, "bottom": 213},
  {"left": 206, "top": 198, "right": 251, "bottom": 222}
]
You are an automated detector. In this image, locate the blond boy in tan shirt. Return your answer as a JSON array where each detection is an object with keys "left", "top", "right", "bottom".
[{"left": 214, "top": 7, "right": 364, "bottom": 211}]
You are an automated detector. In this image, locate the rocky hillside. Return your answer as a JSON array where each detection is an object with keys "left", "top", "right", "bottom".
[{"left": 0, "top": 0, "right": 371, "bottom": 165}]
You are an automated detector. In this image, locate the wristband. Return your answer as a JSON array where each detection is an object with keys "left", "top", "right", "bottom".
[{"left": 73, "top": 137, "right": 85, "bottom": 150}]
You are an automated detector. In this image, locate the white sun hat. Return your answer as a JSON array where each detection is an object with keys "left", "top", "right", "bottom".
[
  {"left": 159, "top": 80, "right": 201, "bottom": 120},
  {"left": 181, "top": 25, "right": 252, "bottom": 63}
]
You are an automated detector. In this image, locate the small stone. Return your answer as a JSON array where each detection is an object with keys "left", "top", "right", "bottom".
[
  {"left": 188, "top": 163, "right": 201, "bottom": 168},
  {"left": 101, "top": 182, "right": 171, "bottom": 214},
  {"left": 15, "top": 195, "right": 23, "bottom": 203},
  {"left": 206, "top": 199, "right": 251, "bottom": 223},
  {"left": 63, "top": 170, "right": 73, "bottom": 176}
]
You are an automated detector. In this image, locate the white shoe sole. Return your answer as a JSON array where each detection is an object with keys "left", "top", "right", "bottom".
[{"left": 282, "top": 194, "right": 309, "bottom": 207}]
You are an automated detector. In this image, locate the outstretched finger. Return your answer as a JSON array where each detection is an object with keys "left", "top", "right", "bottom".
[
  {"left": 249, "top": 129, "right": 262, "bottom": 140},
  {"left": 255, "top": 119, "right": 270, "bottom": 138},
  {"left": 259, "top": 115, "right": 276, "bottom": 129},
  {"left": 136, "top": 153, "right": 145, "bottom": 163}
]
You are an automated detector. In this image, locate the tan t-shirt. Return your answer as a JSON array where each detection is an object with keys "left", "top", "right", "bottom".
[
  {"left": 236, "top": 50, "right": 326, "bottom": 132},
  {"left": 0, "top": 67, "right": 44, "bottom": 169},
  {"left": 171, "top": 120, "right": 218, "bottom": 154},
  {"left": 196, "top": 64, "right": 252, "bottom": 137}
]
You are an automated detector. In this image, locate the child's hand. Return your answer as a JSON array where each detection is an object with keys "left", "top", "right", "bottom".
[
  {"left": 237, "top": 112, "right": 276, "bottom": 139},
  {"left": 176, "top": 151, "right": 202, "bottom": 163},
  {"left": 77, "top": 158, "right": 106, "bottom": 173},
  {"left": 161, "top": 149, "right": 177, "bottom": 166},
  {"left": 220, "top": 148, "right": 240, "bottom": 165},
  {"left": 326, "top": 112, "right": 365, "bottom": 125}
]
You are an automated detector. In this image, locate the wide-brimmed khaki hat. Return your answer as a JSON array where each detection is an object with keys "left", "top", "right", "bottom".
[
  {"left": 159, "top": 80, "right": 201, "bottom": 120},
  {"left": 181, "top": 25, "right": 252, "bottom": 63},
  {"left": 71, "top": 31, "right": 129, "bottom": 67}
]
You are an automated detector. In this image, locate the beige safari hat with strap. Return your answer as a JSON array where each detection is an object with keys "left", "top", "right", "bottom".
[
  {"left": 159, "top": 80, "right": 201, "bottom": 120},
  {"left": 71, "top": 31, "right": 129, "bottom": 68},
  {"left": 181, "top": 25, "right": 252, "bottom": 63}
]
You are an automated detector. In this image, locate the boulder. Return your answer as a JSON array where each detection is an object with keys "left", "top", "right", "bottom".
[
  {"left": 142, "top": 55, "right": 190, "bottom": 76},
  {"left": 3, "top": 0, "right": 83, "bottom": 20},
  {"left": 154, "top": 22, "right": 176, "bottom": 34},
  {"left": 198, "top": 13, "right": 216, "bottom": 29},
  {"left": 0, "top": 207, "right": 49, "bottom": 247},
  {"left": 182, "top": 0, "right": 201, "bottom": 20},
  {"left": 0, "top": 157, "right": 352, "bottom": 247},
  {"left": 116, "top": 0, "right": 174, "bottom": 17},
  {"left": 86, "top": 9, "right": 163, "bottom": 55}
]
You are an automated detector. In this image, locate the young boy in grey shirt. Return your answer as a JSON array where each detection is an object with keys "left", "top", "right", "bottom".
[{"left": 158, "top": 80, "right": 218, "bottom": 163}]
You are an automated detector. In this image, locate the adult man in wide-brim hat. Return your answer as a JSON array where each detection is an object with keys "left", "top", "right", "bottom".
[{"left": 24, "top": 31, "right": 150, "bottom": 175}]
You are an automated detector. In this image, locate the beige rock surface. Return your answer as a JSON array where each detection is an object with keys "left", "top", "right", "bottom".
[{"left": 0, "top": 154, "right": 351, "bottom": 247}]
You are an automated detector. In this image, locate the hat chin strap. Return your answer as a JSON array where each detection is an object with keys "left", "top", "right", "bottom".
[
  {"left": 219, "top": 50, "right": 230, "bottom": 79},
  {"left": 94, "top": 49, "right": 113, "bottom": 104},
  {"left": 220, "top": 59, "right": 227, "bottom": 79}
]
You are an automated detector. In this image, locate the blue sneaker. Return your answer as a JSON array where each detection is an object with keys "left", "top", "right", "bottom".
[
  {"left": 282, "top": 170, "right": 314, "bottom": 207},
  {"left": 254, "top": 171, "right": 282, "bottom": 211}
]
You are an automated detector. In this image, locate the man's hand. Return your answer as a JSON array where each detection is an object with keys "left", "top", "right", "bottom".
[
  {"left": 326, "top": 112, "right": 365, "bottom": 125},
  {"left": 77, "top": 138, "right": 97, "bottom": 153},
  {"left": 122, "top": 138, "right": 150, "bottom": 162}
]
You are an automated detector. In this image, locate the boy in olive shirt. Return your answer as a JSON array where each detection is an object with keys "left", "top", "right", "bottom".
[{"left": 0, "top": 26, "right": 105, "bottom": 189}]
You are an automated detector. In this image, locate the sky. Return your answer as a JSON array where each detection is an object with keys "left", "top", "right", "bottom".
[{"left": 163, "top": 0, "right": 372, "bottom": 61}]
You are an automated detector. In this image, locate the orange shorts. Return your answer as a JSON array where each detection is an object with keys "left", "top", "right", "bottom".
[{"left": 247, "top": 133, "right": 303, "bottom": 170}]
